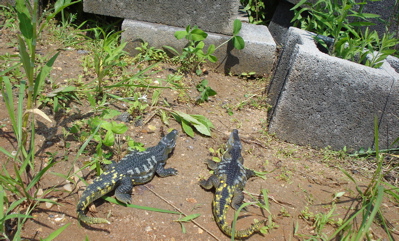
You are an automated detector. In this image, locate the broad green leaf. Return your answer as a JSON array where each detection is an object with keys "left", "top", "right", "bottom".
[
  {"left": 102, "top": 109, "right": 121, "bottom": 119},
  {"left": 207, "top": 55, "right": 218, "bottom": 63},
  {"left": 193, "top": 123, "right": 211, "bottom": 136},
  {"left": 196, "top": 41, "right": 205, "bottom": 49},
  {"left": 232, "top": 36, "right": 245, "bottom": 50},
  {"left": 174, "top": 30, "right": 187, "bottom": 40},
  {"left": 174, "top": 111, "right": 202, "bottom": 125},
  {"left": 181, "top": 119, "right": 194, "bottom": 137},
  {"left": 191, "top": 114, "right": 214, "bottom": 128},
  {"left": 111, "top": 122, "right": 128, "bottom": 134},
  {"left": 233, "top": 19, "right": 242, "bottom": 35},
  {"left": 207, "top": 44, "right": 215, "bottom": 55},
  {"left": 100, "top": 121, "right": 112, "bottom": 131},
  {"left": 190, "top": 29, "right": 207, "bottom": 41},
  {"left": 103, "top": 130, "right": 115, "bottom": 146}
]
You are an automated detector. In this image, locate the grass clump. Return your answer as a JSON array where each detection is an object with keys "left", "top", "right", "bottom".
[{"left": 291, "top": 0, "right": 398, "bottom": 68}]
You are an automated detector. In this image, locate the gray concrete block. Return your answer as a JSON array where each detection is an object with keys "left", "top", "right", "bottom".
[
  {"left": 121, "top": 19, "right": 277, "bottom": 76},
  {"left": 83, "top": 0, "right": 240, "bottom": 35},
  {"left": 268, "top": 0, "right": 295, "bottom": 46},
  {"left": 267, "top": 27, "right": 399, "bottom": 151}
]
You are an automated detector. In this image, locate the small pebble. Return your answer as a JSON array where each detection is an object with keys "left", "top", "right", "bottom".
[{"left": 77, "top": 50, "right": 89, "bottom": 55}]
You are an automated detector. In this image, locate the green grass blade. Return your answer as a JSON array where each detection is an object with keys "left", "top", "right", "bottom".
[
  {"left": 0, "top": 147, "right": 13, "bottom": 159},
  {"left": 26, "top": 160, "right": 56, "bottom": 192},
  {"left": 328, "top": 205, "right": 366, "bottom": 239},
  {"left": 41, "top": 223, "right": 71, "bottom": 241},
  {"left": 356, "top": 185, "right": 384, "bottom": 240},
  {"left": 17, "top": 35, "right": 33, "bottom": 82},
  {"left": 1, "top": 77, "right": 17, "bottom": 136},
  {"left": 34, "top": 52, "right": 60, "bottom": 99},
  {"left": 17, "top": 80, "right": 26, "bottom": 147},
  {"left": 231, "top": 202, "right": 253, "bottom": 241},
  {"left": 103, "top": 196, "right": 180, "bottom": 214},
  {"left": 175, "top": 213, "right": 200, "bottom": 222},
  {"left": 0, "top": 185, "right": 4, "bottom": 220}
]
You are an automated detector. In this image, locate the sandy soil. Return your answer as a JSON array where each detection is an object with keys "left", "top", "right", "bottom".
[{"left": 0, "top": 17, "right": 398, "bottom": 241}]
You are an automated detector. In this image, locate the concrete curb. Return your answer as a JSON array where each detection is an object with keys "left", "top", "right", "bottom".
[{"left": 267, "top": 27, "right": 399, "bottom": 151}]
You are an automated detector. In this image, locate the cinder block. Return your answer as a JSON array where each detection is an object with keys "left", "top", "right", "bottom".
[
  {"left": 268, "top": 0, "right": 295, "bottom": 45},
  {"left": 83, "top": 0, "right": 240, "bottom": 35},
  {"left": 267, "top": 27, "right": 399, "bottom": 151},
  {"left": 122, "top": 19, "right": 277, "bottom": 76}
]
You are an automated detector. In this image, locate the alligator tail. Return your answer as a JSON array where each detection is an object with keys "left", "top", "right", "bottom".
[
  {"left": 76, "top": 172, "right": 116, "bottom": 224},
  {"left": 76, "top": 208, "right": 110, "bottom": 224},
  {"left": 213, "top": 196, "right": 265, "bottom": 238},
  {"left": 217, "top": 218, "right": 265, "bottom": 238}
]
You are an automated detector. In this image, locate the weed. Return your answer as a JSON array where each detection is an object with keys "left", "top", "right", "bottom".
[
  {"left": 240, "top": 0, "right": 278, "bottom": 25},
  {"left": 165, "top": 19, "right": 245, "bottom": 75},
  {"left": 0, "top": 0, "right": 79, "bottom": 237},
  {"left": 322, "top": 146, "right": 348, "bottom": 161},
  {"left": 291, "top": 0, "right": 397, "bottom": 68},
  {"left": 279, "top": 207, "right": 291, "bottom": 217},
  {"left": 38, "top": 85, "right": 79, "bottom": 112},
  {"left": 82, "top": 27, "right": 127, "bottom": 97},
  {"left": 135, "top": 42, "right": 169, "bottom": 63},
  {"left": 298, "top": 206, "right": 341, "bottom": 240},
  {"left": 195, "top": 79, "right": 217, "bottom": 103},
  {"left": 0, "top": 185, "right": 32, "bottom": 240},
  {"left": 171, "top": 110, "right": 214, "bottom": 137},
  {"left": 209, "top": 147, "right": 224, "bottom": 163},
  {"left": 70, "top": 109, "right": 128, "bottom": 175},
  {"left": 238, "top": 71, "right": 257, "bottom": 80}
]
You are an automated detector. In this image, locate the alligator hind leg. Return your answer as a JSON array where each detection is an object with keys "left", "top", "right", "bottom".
[
  {"left": 115, "top": 177, "right": 134, "bottom": 204},
  {"left": 231, "top": 190, "right": 247, "bottom": 211}
]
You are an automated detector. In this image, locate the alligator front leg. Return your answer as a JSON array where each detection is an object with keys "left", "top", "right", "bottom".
[
  {"left": 156, "top": 164, "right": 178, "bottom": 177},
  {"left": 199, "top": 175, "right": 220, "bottom": 190},
  {"left": 115, "top": 177, "right": 134, "bottom": 204}
]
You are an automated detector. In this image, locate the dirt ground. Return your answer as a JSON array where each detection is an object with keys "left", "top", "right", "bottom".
[{"left": 1, "top": 21, "right": 399, "bottom": 241}]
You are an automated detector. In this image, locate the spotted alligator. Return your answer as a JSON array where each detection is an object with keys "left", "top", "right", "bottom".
[
  {"left": 77, "top": 129, "right": 179, "bottom": 224},
  {"left": 199, "top": 129, "right": 264, "bottom": 238}
]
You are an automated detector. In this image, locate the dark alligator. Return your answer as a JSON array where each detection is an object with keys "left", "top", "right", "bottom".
[
  {"left": 199, "top": 129, "right": 264, "bottom": 238},
  {"left": 77, "top": 129, "right": 178, "bottom": 224}
]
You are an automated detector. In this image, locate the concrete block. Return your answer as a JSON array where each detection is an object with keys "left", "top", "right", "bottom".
[
  {"left": 268, "top": 0, "right": 295, "bottom": 46},
  {"left": 121, "top": 19, "right": 277, "bottom": 76},
  {"left": 267, "top": 27, "right": 399, "bottom": 151},
  {"left": 83, "top": 0, "right": 240, "bottom": 35}
]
